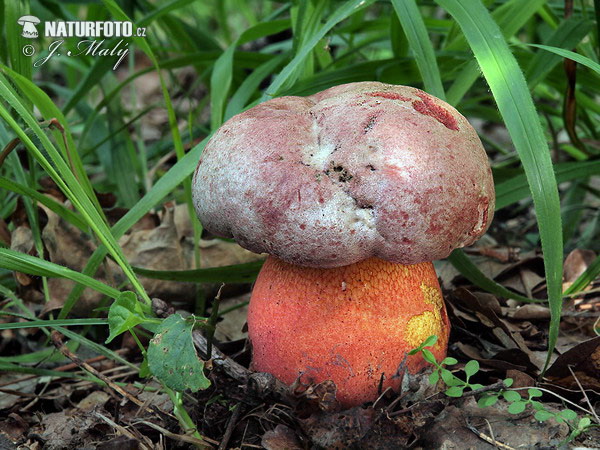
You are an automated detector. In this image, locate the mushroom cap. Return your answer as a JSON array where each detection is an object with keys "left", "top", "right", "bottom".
[
  {"left": 193, "top": 82, "right": 494, "bottom": 268},
  {"left": 18, "top": 15, "right": 40, "bottom": 24}
]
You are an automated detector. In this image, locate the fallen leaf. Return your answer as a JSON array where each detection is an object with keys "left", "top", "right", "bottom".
[
  {"left": 511, "top": 304, "right": 552, "bottom": 320},
  {"left": 262, "top": 425, "right": 303, "bottom": 450}
]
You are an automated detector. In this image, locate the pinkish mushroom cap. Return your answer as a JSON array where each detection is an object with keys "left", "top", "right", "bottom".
[{"left": 193, "top": 82, "right": 494, "bottom": 268}]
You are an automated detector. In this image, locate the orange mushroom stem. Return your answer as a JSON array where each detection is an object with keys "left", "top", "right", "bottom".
[{"left": 248, "top": 256, "right": 450, "bottom": 407}]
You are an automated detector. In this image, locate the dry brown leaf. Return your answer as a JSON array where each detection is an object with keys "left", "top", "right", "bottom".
[
  {"left": 545, "top": 336, "right": 600, "bottom": 392},
  {"left": 262, "top": 425, "right": 304, "bottom": 450},
  {"left": 511, "top": 304, "right": 551, "bottom": 320},
  {"left": 564, "top": 249, "right": 597, "bottom": 283},
  {"left": 40, "top": 204, "right": 121, "bottom": 315},
  {"left": 10, "top": 225, "right": 34, "bottom": 287},
  {"left": 214, "top": 292, "right": 250, "bottom": 342}
]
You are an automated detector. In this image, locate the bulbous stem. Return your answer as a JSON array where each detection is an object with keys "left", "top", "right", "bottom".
[{"left": 247, "top": 256, "right": 450, "bottom": 407}]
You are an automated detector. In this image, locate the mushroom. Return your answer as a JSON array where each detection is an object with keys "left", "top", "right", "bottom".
[
  {"left": 193, "top": 82, "right": 494, "bottom": 406},
  {"left": 17, "top": 15, "right": 40, "bottom": 38}
]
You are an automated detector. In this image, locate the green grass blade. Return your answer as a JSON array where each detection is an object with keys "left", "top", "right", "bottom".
[
  {"left": 526, "top": 44, "right": 600, "bottom": 74},
  {"left": 391, "top": 0, "right": 445, "bottom": 99},
  {"left": 436, "top": 0, "right": 563, "bottom": 373},
  {"left": 0, "top": 361, "right": 97, "bottom": 381},
  {"left": 563, "top": 254, "right": 600, "bottom": 296},
  {"left": 446, "top": 0, "right": 547, "bottom": 105},
  {"left": 526, "top": 17, "right": 593, "bottom": 87},
  {"left": 0, "top": 248, "right": 120, "bottom": 298},
  {"left": 263, "top": 0, "right": 377, "bottom": 99},
  {"left": 210, "top": 19, "right": 291, "bottom": 129},
  {"left": 225, "top": 53, "right": 287, "bottom": 120},
  {"left": 133, "top": 260, "right": 264, "bottom": 284},
  {"left": 495, "top": 160, "right": 600, "bottom": 210},
  {"left": 3, "top": 0, "right": 32, "bottom": 84},
  {"left": 62, "top": 138, "right": 209, "bottom": 318},
  {"left": 0, "top": 74, "right": 149, "bottom": 304},
  {"left": 0, "top": 318, "right": 107, "bottom": 330},
  {"left": 3, "top": 65, "right": 99, "bottom": 208},
  {"left": 0, "top": 176, "right": 87, "bottom": 230},
  {"left": 448, "top": 250, "right": 543, "bottom": 303}
]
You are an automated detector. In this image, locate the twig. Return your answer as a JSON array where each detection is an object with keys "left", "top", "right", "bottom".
[
  {"left": 133, "top": 420, "right": 219, "bottom": 446},
  {"left": 567, "top": 365, "right": 600, "bottom": 424},
  {"left": 466, "top": 418, "right": 516, "bottom": 450},
  {"left": 511, "top": 386, "right": 595, "bottom": 416},
  {"left": 0, "top": 351, "right": 128, "bottom": 389},
  {"left": 50, "top": 331, "right": 148, "bottom": 410},
  {"left": 192, "top": 329, "right": 250, "bottom": 383},
  {"left": 218, "top": 403, "right": 242, "bottom": 450},
  {"left": 206, "top": 284, "right": 225, "bottom": 359},
  {"left": 0, "top": 137, "right": 20, "bottom": 168},
  {"left": 0, "top": 119, "right": 77, "bottom": 175},
  {"left": 191, "top": 330, "right": 290, "bottom": 400},
  {"left": 562, "top": 0, "right": 588, "bottom": 156},
  {"left": 94, "top": 412, "right": 153, "bottom": 450}
]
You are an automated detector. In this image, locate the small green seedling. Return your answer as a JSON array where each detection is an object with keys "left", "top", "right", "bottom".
[{"left": 411, "top": 335, "right": 597, "bottom": 444}]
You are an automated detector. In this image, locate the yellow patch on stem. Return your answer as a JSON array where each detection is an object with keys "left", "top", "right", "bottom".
[{"left": 404, "top": 283, "right": 445, "bottom": 348}]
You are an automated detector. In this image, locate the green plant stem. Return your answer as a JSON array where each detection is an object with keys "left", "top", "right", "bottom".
[{"left": 166, "top": 388, "right": 208, "bottom": 448}]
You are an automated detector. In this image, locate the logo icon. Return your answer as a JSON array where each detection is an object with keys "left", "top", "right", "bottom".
[{"left": 17, "top": 16, "right": 40, "bottom": 38}]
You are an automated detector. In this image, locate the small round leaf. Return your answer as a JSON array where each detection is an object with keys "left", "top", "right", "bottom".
[
  {"left": 429, "top": 370, "right": 440, "bottom": 385},
  {"left": 441, "top": 369, "right": 462, "bottom": 386},
  {"left": 445, "top": 386, "right": 464, "bottom": 397},
  {"left": 507, "top": 401, "right": 526, "bottom": 414},
  {"left": 531, "top": 400, "right": 544, "bottom": 411},
  {"left": 579, "top": 417, "right": 591, "bottom": 428},
  {"left": 528, "top": 388, "right": 543, "bottom": 398},
  {"left": 559, "top": 409, "right": 577, "bottom": 421},
  {"left": 534, "top": 410, "right": 555, "bottom": 422},
  {"left": 442, "top": 357, "right": 458, "bottom": 365},
  {"left": 422, "top": 349, "right": 437, "bottom": 364},
  {"left": 464, "top": 360, "right": 479, "bottom": 378},
  {"left": 502, "top": 390, "right": 522, "bottom": 403},
  {"left": 477, "top": 394, "right": 499, "bottom": 408},
  {"left": 422, "top": 335, "right": 438, "bottom": 348}
]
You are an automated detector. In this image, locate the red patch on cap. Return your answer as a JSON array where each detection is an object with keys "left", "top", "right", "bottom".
[
  {"left": 412, "top": 91, "right": 459, "bottom": 131},
  {"left": 367, "top": 92, "right": 412, "bottom": 101}
]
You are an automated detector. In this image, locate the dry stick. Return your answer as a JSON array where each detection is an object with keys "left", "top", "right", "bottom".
[
  {"left": 205, "top": 284, "right": 225, "bottom": 359},
  {"left": 0, "top": 119, "right": 77, "bottom": 174},
  {"left": 0, "top": 351, "right": 126, "bottom": 388},
  {"left": 94, "top": 412, "right": 154, "bottom": 450},
  {"left": 0, "top": 137, "right": 20, "bottom": 168},
  {"left": 511, "top": 386, "right": 593, "bottom": 416},
  {"left": 388, "top": 380, "right": 507, "bottom": 418},
  {"left": 50, "top": 331, "right": 148, "bottom": 410},
  {"left": 465, "top": 418, "right": 516, "bottom": 450},
  {"left": 134, "top": 420, "right": 220, "bottom": 446},
  {"left": 567, "top": 365, "right": 600, "bottom": 424},
  {"left": 218, "top": 403, "right": 242, "bottom": 450},
  {"left": 562, "top": 0, "right": 587, "bottom": 156},
  {"left": 191, "top": 330, "right": 290, "bottom": 399}
]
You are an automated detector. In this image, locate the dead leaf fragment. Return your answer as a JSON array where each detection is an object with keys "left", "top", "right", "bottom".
[
  {"left": 262, "top": 425, "right": 303, "bottom": 450},
  {"left": 564, "top": 249, "right": 597, "bottom": 283},
  {"left": 511, "top": 304, "right": 552, "bottom": 320}
]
